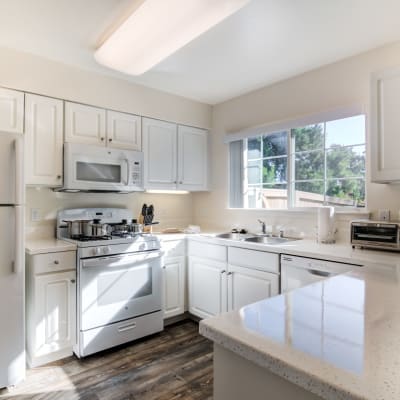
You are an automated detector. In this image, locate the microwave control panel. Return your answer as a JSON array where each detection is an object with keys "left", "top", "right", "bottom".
[{"left": 131, "top": 161, "right": 142, "bottom": 185}]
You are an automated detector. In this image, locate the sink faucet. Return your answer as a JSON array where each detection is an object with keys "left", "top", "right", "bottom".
[{"left": 258, "top": 219, "right": 266, "bottom": 234}]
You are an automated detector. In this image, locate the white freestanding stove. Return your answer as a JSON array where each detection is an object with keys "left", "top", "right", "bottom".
[{"left": 57, "top": 208, "right": 163, "bottom": 358}]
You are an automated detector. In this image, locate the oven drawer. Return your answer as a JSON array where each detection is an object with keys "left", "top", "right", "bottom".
[
  {"left": 30, "top": 251, "right": 76, "bottom": 274},
  {"left": 77, "top": 311, "right": 163, "bottom": 357}
]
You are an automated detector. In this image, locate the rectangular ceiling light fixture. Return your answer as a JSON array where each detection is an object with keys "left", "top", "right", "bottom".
[{"left": 95, "top": 0, "right": 250, "bottom": 75}]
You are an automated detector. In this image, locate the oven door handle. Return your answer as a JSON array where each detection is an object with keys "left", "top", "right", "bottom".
[{"left": 81, "top": 251, "right": 163, "bottom": 269}]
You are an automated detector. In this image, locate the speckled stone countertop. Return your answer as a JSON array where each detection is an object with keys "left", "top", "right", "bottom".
[{"left": 200, "top": 264, "right": 400, "bottom": 400}]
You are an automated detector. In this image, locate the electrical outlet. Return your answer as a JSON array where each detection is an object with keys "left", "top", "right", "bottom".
[
  {"left": 31, "top": 208, "right": 41, "bottom": 222},
  {"left": 378, "top": 209, "right": 390, "bottom": 221}
]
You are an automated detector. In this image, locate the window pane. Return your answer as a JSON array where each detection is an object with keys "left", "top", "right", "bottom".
[
  {"left": 293, "top": 181, "right": 324, "bottom": 207},
  {"left": 326, "top": 115, "right": 365, "bottom": 147},
  {"left": 247, "top": 137, "right": 261, "bottom": 159},
  {"left": 295, "top": 151, "right": 324, "bottom": 180},
  {"left": 247, "top": 160, "right": 261, "bottom": 184},
  {"left": 292, "top": 124, "right": 324, "bottom": 152},
  {"left": 325, "top": 179, "right": 365, "bottom": 207},
  {"left": 263, "top": 132, "right": 287, "bottom": 157},
  {"left": 261, "top": 184, "right": 288, "bottom": 209},
  {"left": 327, "top": 145, "right": 365, "bottom": 179},
  {"left": 263, "top": 157, "right": 287, "bottom": 183}
]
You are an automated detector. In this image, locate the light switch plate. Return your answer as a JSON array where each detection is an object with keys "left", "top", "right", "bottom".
[{"left": 31, "top": 208, "right": 41, "bottom": 222}]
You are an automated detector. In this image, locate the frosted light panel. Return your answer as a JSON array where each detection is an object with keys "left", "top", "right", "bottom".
[{"left": 95, "top": 0, "right": 250, "bottom": 75}]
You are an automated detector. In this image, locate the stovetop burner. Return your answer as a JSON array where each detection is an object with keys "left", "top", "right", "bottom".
[{"left": 71, "top": 235, "right": 112, "bottom": 242}]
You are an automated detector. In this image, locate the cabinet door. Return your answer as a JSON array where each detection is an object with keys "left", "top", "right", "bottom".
[
  {"left": 188, "top": 256, "right": 227, "bottom": 319},
  {"left": 143, "top": 117, "right": 177, "bottom": 189},
  {"left": 227, "top": 264, "right": 279, "bottom": 311},
  {"left": 34, "top": 271, "right": 76, "bottom": 357},
  {"left": 178, "top": 125, "right": 208, "bottom": 191},
  {"left": 0, "top": 87, "right": 24, "bottom": 134},
  {"left": 65, "top": 102, "right": 106, "bottom": 145},
  {"left": 162, "top": 256, "right": 185, "bottom": 319},
  {"left": 371, "top": 67, "right": 400, "bottom": 182},
  {"left": 25, "top": 94, "right": 63, "bottom": 186},
  {"left": 106, "top": 110, "right": 141, "bottom": 150}
]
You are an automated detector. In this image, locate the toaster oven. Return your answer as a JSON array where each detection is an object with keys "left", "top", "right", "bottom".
[{"left": 351, "top": 220, "right": 400, "bottom": 251}]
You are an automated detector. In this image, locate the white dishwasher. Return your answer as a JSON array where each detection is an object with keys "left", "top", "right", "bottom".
[{"left": 280, "top": 254, "right": 361, "bottom": 293}]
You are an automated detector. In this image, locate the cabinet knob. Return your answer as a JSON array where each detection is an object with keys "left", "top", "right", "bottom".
[
  {"left": 54, "top": 260, "right": 59, "bottom": 265},
  {"left": 174, "top": 181, "right": 177, "bottom": 184},
  {"left": 221, "top": 270, "right": 226, "bottom": 274},
  {"left": 57, "top": 175, "right": 61, "bottom": 179},
  {"left": 71, "top": 279, "right": 76, "bottom": 284},
  {"left": 227, "top": 272, "right": 233, "bottom": 276},
  {"left": 162, "top": 265, "right": 166, "bottom": 269},
  {"left": 109, "top": 138, "right": 112, "bottom": 142},
  {"left": 101, "top": 137, "right": 105, "bottom": 141},
  {"left": 179, "top": 181, "right": 183, "bottom": 184}
]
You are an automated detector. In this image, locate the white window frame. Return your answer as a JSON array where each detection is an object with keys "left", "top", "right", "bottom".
[{"left": 228, "top": 107, "right": 367, "bottom": 211}]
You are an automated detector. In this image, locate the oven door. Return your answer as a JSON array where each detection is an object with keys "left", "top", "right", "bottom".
[{"left": 79, "top": 251, "right": 162, "bottom": 331}]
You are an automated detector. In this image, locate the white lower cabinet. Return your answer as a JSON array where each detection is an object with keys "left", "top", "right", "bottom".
[
  {"left": 26, "top": 251, "right": 76, "bottom": 367},
  {"left": 188, "top": 240, "right": 280, "bottom": 319},
  {"left": 188, "top": 256, "right": 227, "bottom": 319},
  {"left": 163, "top": 256, "right": 185, "bottom": 319},
  {"left": 227, "top": 264, "right": 279, "bottom": 311},
  {"left": 161, "top": 239, "right": 186, "bottom": 320}
]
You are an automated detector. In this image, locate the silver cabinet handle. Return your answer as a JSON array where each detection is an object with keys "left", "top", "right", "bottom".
[
  {"left": 221, "top": 270, "right": 226, "bottom": 274},
  {"left": 101, "top": 137, "right": 105, "bottom": 141},
  {"left": 308, "top": 269, "right": 331, "bottom": 277},
  {"left": 227, "top": 272, "right": 233, "bottom": 276},
  {"left": 57, "top": 175, "right": 61, "bottom": 179},
  {"left": 179, "top": 181, "right": 183, "bottom": 184},
  {"left": 70, "top": 279, "right": 76, "bottom": 283},
  {"left": 54, "top": 260, "right": 59, "bottom": 265},
  {"left": 109, "top": 138, "right": 112, "bottom": 142}
]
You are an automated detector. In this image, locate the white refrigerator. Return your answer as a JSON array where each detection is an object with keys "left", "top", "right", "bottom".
[{"left": 0, "top": 131, "right": 25, "bottom": 388}]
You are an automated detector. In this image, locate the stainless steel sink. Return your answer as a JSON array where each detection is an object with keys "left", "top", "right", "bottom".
[
  {"left": 215, "top": 232, "right": 249, "bottom": 240},
  {"left": 244, "top": 236, "right": 300, "bottom": 245}
]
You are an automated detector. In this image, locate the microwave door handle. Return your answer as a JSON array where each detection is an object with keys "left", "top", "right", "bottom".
[{"left": 124, "top": 159, "right": 130, "bottom": 186}]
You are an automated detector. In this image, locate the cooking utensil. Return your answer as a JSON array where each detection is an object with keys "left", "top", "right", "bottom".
[
  {"left": 63, "top": 219, "right": 92, "bottom": 238},
  {"left": 85, "top": 219, "right": 111, "bottom": 238}
]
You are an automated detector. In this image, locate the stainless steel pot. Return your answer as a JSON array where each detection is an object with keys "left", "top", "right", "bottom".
[
  {"left": 63, "top": 219, "right": 92, "bottom": 238},
  {"left": 85, "top": 219, "right": 111, "bottom": 237},
  {"left": 130, "top": 219, "right": 143, "bottom": 233}
]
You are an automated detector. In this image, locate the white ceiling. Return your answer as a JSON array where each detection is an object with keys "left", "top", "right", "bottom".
[{"left": 1, "top": 0, "right": 400, "bottom": 104}]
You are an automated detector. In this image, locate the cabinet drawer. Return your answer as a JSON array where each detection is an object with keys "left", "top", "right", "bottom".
[
  {"left": 162, "top": 240, "right": 185, "bottom": 258},
  {"left": 228, "top": 247, "right": 279, "bottom": 274},
  {"left": 188, "top": 240, "right": 227, "bottom": 262},
  {"left": 30, "top": 251, "right": 76, "bottom": 274}
]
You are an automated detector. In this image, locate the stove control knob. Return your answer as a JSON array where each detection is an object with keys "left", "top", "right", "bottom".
[
  {"left": 103, "top": 246, "right": 111, "bottom": 255},
  {"left": 92, "top": 247, "right": 101, "bottom": 256}
]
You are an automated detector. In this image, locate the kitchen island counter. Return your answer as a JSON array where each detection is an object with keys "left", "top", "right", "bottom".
[{"left": 200, "top": 263, "right": 400, "bottom": 400}]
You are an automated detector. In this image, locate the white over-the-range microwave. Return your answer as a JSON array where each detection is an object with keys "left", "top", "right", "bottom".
[{"left": 55, "top": 143, "right": 144, "bottom": 193}]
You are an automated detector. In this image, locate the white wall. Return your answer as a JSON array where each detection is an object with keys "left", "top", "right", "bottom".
[
  {"left": 0, "top": 46, "right": 212, "bottom": 237},
  {"left": 193, "top": 41, "right": 400, "bottom": 240}
]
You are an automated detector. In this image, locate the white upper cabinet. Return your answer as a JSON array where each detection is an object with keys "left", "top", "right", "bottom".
[
  {"left": 25, "top": 94, "right": 63, "bottom": 186},
  {"left": 106, "top": 110, "right": 141, "bottom": 150},
  {"left": 178, "top": 125, "right": 208, "bottom": 191},
  {"left": 65, "top": 102, "right": 141, "bottom": 150},
  {"left": 0, "top": 87, "right": 24, "bottom": 134},
  {"left": 143, "top": 117, "right": 208, "bottom": 191},
  {"left": 143, "top": 117, "right": 178, "bottom": 189},
  {"left": 65, "top": 102, "right": 106, "bottom": 145},
  {"left": 371, "top": 67, "right": 400, "bottom": 182}
]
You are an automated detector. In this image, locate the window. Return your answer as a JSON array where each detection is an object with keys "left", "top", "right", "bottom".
[{"left": 231, "top": 114, "right": 366, "bottom": 209}]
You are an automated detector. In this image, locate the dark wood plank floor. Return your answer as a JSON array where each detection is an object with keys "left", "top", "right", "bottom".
[{"left": 0, "top": 320, "right": 213, "bottom": 400}]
